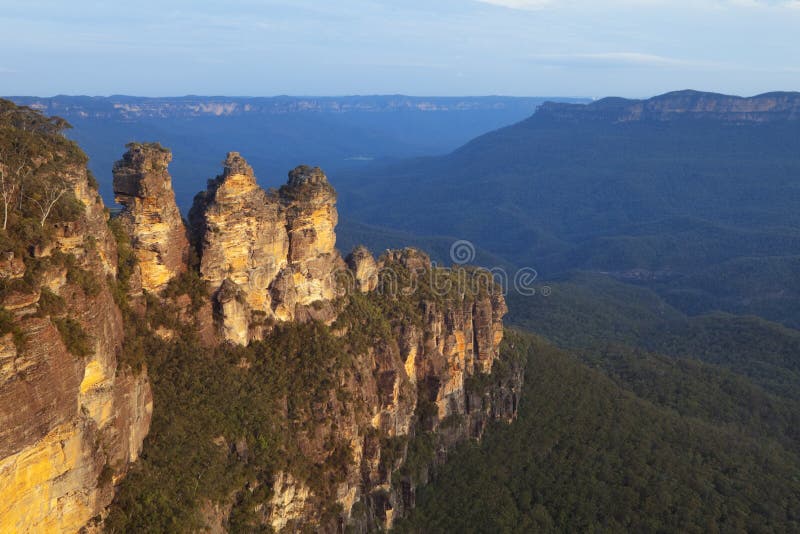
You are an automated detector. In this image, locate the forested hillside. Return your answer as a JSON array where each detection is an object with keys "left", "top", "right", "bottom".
[
  {"left": 396, "top": 330, "right": 800, "bottom": 533},
  {"left": 335, "top": 91, "right": 800, "bottom": 327}
]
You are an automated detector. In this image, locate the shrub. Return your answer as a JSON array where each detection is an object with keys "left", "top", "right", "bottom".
[
  {"left": 65, "top": 258, "right": 101, "bottom": 296},
  {"left": 53, "top": 316, "right": 92, "bottom": 358},
  {"left": 163, "top": 269, "right": 208, "bottom": 312},
  {"left": 0, "top": 306, "right": 25, "bottom": 351},
  {"left": 37, "top": 287, "right": 66, "bottom": 316}
]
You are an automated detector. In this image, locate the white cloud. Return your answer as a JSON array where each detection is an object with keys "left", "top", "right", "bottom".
[{"left": 529, "top": 52, "right": 727, "bottom": 69}]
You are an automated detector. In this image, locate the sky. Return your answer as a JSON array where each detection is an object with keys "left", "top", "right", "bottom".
[{"left": 0, "top": 0, "right": 798, "bottom": 98}]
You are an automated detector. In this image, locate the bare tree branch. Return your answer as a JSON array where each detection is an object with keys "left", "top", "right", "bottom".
[{"left": 28, "top": 182, "right": 68, "bottom": 227}]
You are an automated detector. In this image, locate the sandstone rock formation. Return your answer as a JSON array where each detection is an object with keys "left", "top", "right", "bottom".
[
  {"left": 276, "top": 165, "right": 340, "bottom": 316},
  {"left": 257, "top": 247, "right": 518, "bottom": 531},
  {"left": 190, "top": 154, "right": 343, "bottom": 342},
  {"left": 0, "top": 157, "right": 152, "bottom": 533},
  {"left": 346, "top": 245, "right": 379, "bottom": 292},
  {"left": 0, "top": 109, "right": 521, "bottom": 533},
  {"left": 113, "top": 142, "right": 189, "bottom": 293}
]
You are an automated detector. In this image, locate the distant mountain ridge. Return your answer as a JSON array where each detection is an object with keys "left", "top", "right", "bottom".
[
  {"left": 333, "top": 89, "right": 800, "bottom": 327},
  {"left": 537, "top": 90, "right": 800, "bottom": 123},
  {"left": 8, "top": 95, "right": 581, "bottom": 120},
  {"left": 5, "top": 95, "right": 588, "bottom": 212}
]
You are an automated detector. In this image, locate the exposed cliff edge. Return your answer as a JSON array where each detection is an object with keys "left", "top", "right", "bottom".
[
  {"left": 1, "top": 98, "right": 523, "bottom": 533},
  {"left": 536, "top": 90, "right": 800, "bottom": 123},
  {"left": 0, "top": 100, "right": 151, "bottom": 533},
  {"left": 112, "top": 142, "right": 189, "bottom": 294},
  {"left": 109, "top": 147, "right": 523, "bottom": 531},
  {"left": 10, "top": 95, "right": 552, "bottom": 120}
]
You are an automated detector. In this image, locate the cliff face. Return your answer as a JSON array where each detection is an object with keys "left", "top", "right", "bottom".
[
  {"left": 112, "top": 142, "right": 189, "bottom": 293},
  {"left": 0, "top": 121, "right": 152, "bottom": 532},
  {"left": 189, "top": 154, "right": 342, "bottom": 342},
  {"left": 100, "top": 144, "right": 521, "bottom": 532},
  {"left": 11, "top": 95, "right": 552, "bottom": 120},
  {"left": 1, "top": 103, "right": 522, "bottom": 533},
  {"left": 537, "top": 90, "right": 800, "bottom": 123},
  {"left": 258, "top": 247, "right": 520, "bottom": 532}
]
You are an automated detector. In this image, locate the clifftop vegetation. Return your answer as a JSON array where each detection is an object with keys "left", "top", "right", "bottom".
[{"left": 0, "top": 99, "right": 89, "bottom": 248}]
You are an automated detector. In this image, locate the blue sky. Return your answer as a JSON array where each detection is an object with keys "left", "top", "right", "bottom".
[{"left": 1, "top": 0, "right": 798, "bottom": 98}]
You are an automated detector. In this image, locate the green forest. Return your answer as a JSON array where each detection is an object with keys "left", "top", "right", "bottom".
[
  {"left": 396, "top": 273, "right": 800, "bottom": 532},
  {"left": 396, "top": 330, "right": 800, "bottom": 533}
]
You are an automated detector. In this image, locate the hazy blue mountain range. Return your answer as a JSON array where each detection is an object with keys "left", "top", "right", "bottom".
[
  {"left": 8, "top": 95, "right": 587, "bottom": 211},
  {"left": 333, "top": 90, "right": 800, "bottom": 327}
]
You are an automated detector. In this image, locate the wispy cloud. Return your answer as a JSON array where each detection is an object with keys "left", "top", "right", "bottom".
[{"left": 529, "top": 52, "right": 727, "bottom": 69}]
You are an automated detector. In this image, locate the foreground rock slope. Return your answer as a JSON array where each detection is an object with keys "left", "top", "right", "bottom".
[{"left": 0, "top": 100, "right": 151, "bottom": 532}]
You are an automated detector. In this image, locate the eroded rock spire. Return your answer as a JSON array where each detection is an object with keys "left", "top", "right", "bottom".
[
  {"left": 189, "top": 155, "right": 343, "bottom": 342},
  {"left": 113, "top": 142, "right": 189, "bottom": 293}
]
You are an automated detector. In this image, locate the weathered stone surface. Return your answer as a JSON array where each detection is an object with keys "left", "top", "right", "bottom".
[
  {"left": 214, "top": 278, "right": 250, "bottom": 346},
  {"left": 113, "top": 142, "right": 189, "bottom": 293},
  {"left": 346, "top": 246, "right": 378, "bottom": 293},
  {"left": 190, "top": 153, "right": 289, "bottom": 340},
  {"left": 260, "top": 250, "right": 516, "bottom": 532},
  {"left": 0, "top": 163, "right": 151, "bottom": 533},
  {"left": 190, "top": 156, "right": 342, "bottom": 342},
  {"left": 269, "top": 472, "right": 314, "bottom": 532}
]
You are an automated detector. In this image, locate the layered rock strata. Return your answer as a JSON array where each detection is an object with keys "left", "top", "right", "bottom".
[
  {"left": 0, "top": 158, "right": 152, "bottom": 533},
  {"left": 538, "top": 89, "right": 800, "bottom": 123},
  {"left": 0, "top": 119, "right": 521, "bottom": 533},
  {"left": 259, "top": 247, "right": 519, "bottom": 532},
  {"left": 112, "top": 142, "right": 189, "bottom": 293},
  {"left": 189, "top": 154, "right": 343, "bottom": 342}
]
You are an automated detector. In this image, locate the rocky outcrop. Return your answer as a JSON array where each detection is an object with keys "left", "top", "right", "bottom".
[
  {"left": 276, "top": 165, "right": 340, "bottom": 317},
  {"left": 1, "top": 102, "right": 522, "bottom": 534},
  {"left": 0, "top": 158, "right": 152, "bottom": 532},
  {"left": 188, "top": 160, "right": 518, "bottom": 530},
  {"left": 537, "top": 90, "right": 800, "bottom": 123},
  {"left": 258, "top": 247, "right": 519, "bottom": 532},
  {"left": 113, "top": 142, "right": 189, "bottom": 293},
  {"left": 346, "top": 245, "right": 379, "bottom": 293},
  {"left": 190, "top": 154, "right": 343, "bottom": 342}
]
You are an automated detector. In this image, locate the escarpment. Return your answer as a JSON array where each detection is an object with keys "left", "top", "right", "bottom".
[
  {"left": 537, "top": 90, "right": 800, "bottom": 123},
  {"left": 112, "top": 142, "right": 189, "bottom": 293},
  {"left": 247, "top": 248, "right": 521, "bottom": 531},
  {"left": 0, "top": 100, "right": 151, "bottom": 533},
  {"left": 2, "top": 101, "right": 524, "bottom": 533},
  {"left": 102, "top": 145, "right": 523, "bottom": 531}
]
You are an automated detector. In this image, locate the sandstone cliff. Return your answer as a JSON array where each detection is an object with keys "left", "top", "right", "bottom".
[
  {"left": 0, "top": 103, "right": 522, "bottom": 533},
  {"left": 283, "top": 247, "right": 519, "bottom": 532},
  {"left": 112, "top": 142, "right": 189, "bottom": 293},
  {"left": 99, "top": 145, "right": 522, "bottom": 532},
  {"left": 0, "top": 101, "right": 151, "bottom": 533},
  {"left": 189, "top": 153, "right": 342, "bottom": 342}
]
